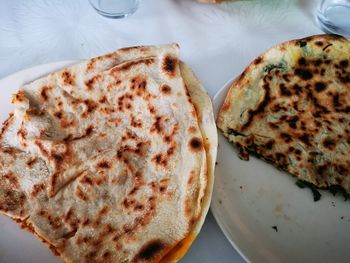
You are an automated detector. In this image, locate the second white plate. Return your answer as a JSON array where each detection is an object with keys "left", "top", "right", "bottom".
[{"left": 211, "top": 79, "right": 350, "bottom": 263}]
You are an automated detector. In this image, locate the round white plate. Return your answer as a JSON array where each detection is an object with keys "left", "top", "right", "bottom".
[
  {"left": 211, "top": 79, "right": 350, "bottom": 263},
  {"left": 0, "top": 61, "right": 75, "bottom": 263}
]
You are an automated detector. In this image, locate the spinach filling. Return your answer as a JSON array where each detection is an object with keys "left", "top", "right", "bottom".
[
  {"left": 227, "top": 128, "right": 246, "bottom": 137},
  {"left": 296, "top": 180, "right": 321, "bottom": 202},
  {"left": 296, "top": 180, "right": 350, "bottom": 202},
  {"left": 264, "top": 63, "right": 285, "bottom": 74}
]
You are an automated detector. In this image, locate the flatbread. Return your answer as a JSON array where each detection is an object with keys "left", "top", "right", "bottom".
[
  {"left": 0, "top": 44, "right": 217, "bottom": 262},
  {"left": 160, "top": 62, "right": 217, "bottom": 262},
  {"left": 217, "top": 34, "right": 350, "bottom": 193}
]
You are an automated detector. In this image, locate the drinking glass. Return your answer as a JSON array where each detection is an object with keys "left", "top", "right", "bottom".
[
  {"left": 315, "top": 0, "right": 350, "bottom": 38},
  {"left": 89, "top": 0, "right": 139, "bottom": 19}
]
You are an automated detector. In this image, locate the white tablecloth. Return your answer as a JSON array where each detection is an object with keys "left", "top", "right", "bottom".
[{"left": 0, "top": 0, "right": 322, "bottom": 262}]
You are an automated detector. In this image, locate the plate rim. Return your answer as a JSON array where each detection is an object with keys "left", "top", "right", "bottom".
[
  {"left": 210, "top": 77, "right": 252, "bottom": 263},
  {"left": 0, "top": 60, "right": 77, "bottom": 83}
]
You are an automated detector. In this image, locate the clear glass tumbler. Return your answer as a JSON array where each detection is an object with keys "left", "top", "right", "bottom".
[
  {"left": 89, "top": 0, "right": 139, "bottom": 19},
  {"left": 315, "top": 0, "right": 350, "bottom": 38}
]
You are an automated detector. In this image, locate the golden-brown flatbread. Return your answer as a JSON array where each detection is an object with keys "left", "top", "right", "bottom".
[{"left": 0, "top": 44, "right": 217, "bottom": 262}]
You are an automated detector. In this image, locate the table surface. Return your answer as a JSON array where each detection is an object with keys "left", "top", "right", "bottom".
[{"left": 0, "top": 0, "right": 322, "bottom": 262}]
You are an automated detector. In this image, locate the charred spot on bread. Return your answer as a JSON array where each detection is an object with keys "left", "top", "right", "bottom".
[
  {"left": 189, "top": 137, "right": 203, "bottom": 152},
  {"left": 133, "top": 239, "right": 166, "bottom": 261}
]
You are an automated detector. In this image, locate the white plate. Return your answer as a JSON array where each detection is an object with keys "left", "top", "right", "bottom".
[
  {"left": 0, "top": 61, "right": 75, "bottom": 263},
  {"left": 211, "top": 79, "right": 350, "bottom": 263}
]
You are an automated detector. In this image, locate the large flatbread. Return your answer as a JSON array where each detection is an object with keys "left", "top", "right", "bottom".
[
  {"left": 217, "top": 34, "right": 350, "bottom": 193},
  {"left": 0, "top": 44, "right": 217, "bottom": 262}
]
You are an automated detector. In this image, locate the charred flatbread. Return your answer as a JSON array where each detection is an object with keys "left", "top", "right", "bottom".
[{"left": 217, "top": 34, "right": 350, "bottom": 193}]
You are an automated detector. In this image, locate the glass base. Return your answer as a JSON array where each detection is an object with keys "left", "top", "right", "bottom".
[
  {"left": 89, "top": 0, "right": 139, "bottom": 19},
  {"left": 91, "top": 7, "right": 137, "bottom": 19},
  {"left": 315, "top": 0, "right": 350, "bottom": 39},
  {"left": 316, "top": 13, "right": 350, "bottom": 38}
]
